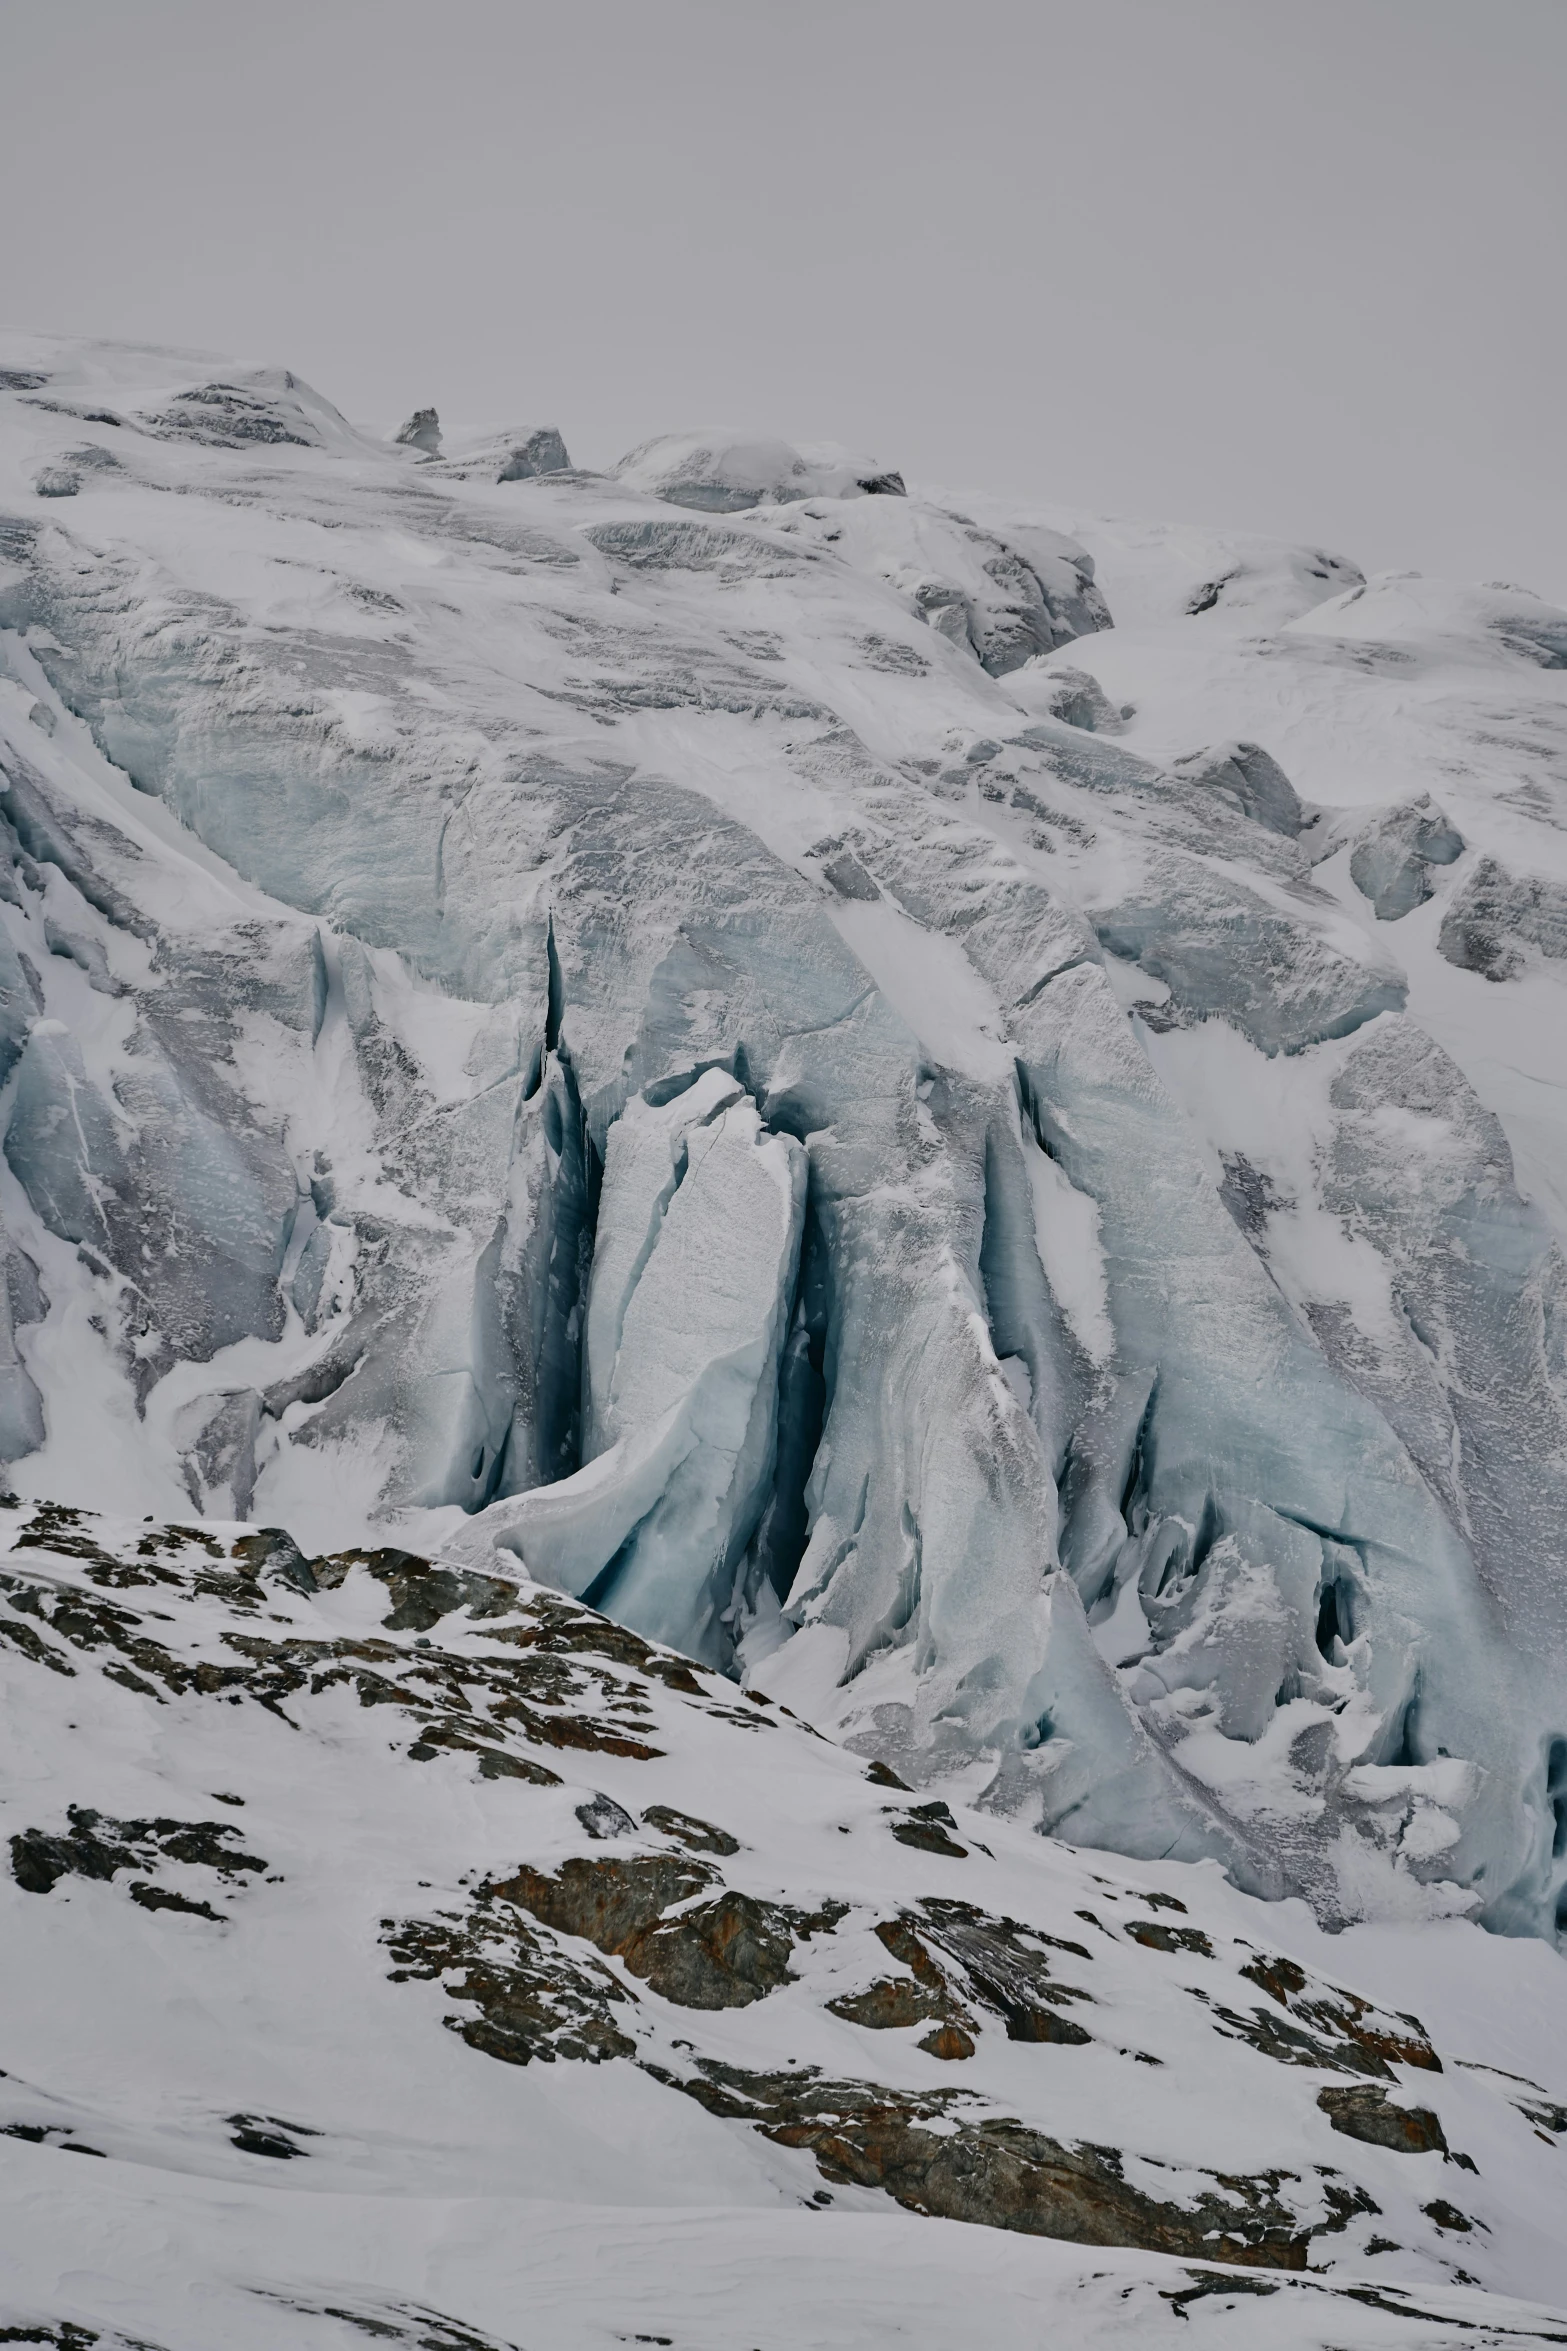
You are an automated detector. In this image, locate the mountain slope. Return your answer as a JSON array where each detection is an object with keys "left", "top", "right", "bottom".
[{"left": 2, "top": 1499, "right": 1566, "bottom": 2348}]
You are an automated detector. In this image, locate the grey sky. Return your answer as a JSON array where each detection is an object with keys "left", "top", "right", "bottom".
[{"left": 4, "top": 0, "right": 1562, "bottom": 595}]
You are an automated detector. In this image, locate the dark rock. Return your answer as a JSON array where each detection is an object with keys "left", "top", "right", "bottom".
[
  {"left": 228, "top": 2115, "right": 312, "bottom": 2159},
  {"left": 9, "top": 1806, "right": 266, "bottom": 1897},
  {"left": 921, "top": 1899, "right": 1094, "bottom": 2042},
  {"left": 1124, "top": 1919, "right": 1213, "bottom": 1955},
  {"left": 1218, "top": 1152, "right": 1293, "bottom": 1238},
  {"left": 0, "top": 2314, "right": 111, "bottom": 2345},
  {"left": 495, "top": 1852, "right": 713, "bottom": 1957},
  {"left": 494, "top": 1853, "right": 840, "bottom": 2010},
  {"left": 1187, "top": 574, "right": 1236, "bottom": 616},
  {"left": 10, "top": 1816, "right": 122, "bottom": 1894},
  {"left": 662, "top": 2056, "right": 1322, "bottom": 2267},
  {"left": 1214, "top": 1951, "right": 1439, "bottom": 2079},
  {"left": 357, "top": 1549, "right": 521, "bottom": 1630},
  {"left": 405, "top": 1726, "right": 561, "bottom": 1783},
  {"left": 829, "top": 1974, "right": 946, "bottom": 2032},
  {"left": 1318, "top": 2085, "right": 1447, "bottom": 2154},
  {"left": 384, "top": 1898, "right": 637, "bottom": 2066},
  {"left": 1163, "top": 2269, "right": 1282, "bottom": 2316},
  {"left": 641, "top": 1803, "right": 739, "bottom": 1856},
  {"left": 575, "top": 1792, "right": 637, "bottom": 1841},
  {"left": 129, "top": 1882, "right": 221, "bottom": 1921},
  {"left": 11, "top": 1505, "right": 138, "bottom": 1577},
  {"left": 630, "top": 1890, "right": 801, "bottom": 2009},
  {"left": 854, "top": 633, "right": 928, "bottom": 674},
  {"left": 918, "top": 2021, "right": 975, "bottom": 2060},
  {"left": 828, "top": 1903, "right": 1093, "bottom": 2050},
  {"left": 829, "top": 1914, "right": 968, "bottom": 2038},
  {"left": 230, "top": 1527, "right": 317, "bottom": 1594},
  {"left": 890, "top": 1802, "right": 968, "bottom": 1858}
]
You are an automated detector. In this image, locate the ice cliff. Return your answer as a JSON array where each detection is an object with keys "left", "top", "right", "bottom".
[{"left": 1, "top": 339, "right": 1565, "bottom": 1941}]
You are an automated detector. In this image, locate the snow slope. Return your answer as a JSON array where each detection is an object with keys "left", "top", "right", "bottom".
[{"left": 2, "top": 1500, "right": 1566, "bottom": 2349}]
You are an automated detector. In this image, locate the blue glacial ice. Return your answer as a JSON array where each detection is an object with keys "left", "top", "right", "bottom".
[{"left": 1, "top": 338, "right": 1565, "bottom": 1937}]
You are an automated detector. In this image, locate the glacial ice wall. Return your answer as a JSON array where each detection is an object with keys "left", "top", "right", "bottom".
[{"left": 1, "top": 341, "right": 1565, "bottom": 1937}]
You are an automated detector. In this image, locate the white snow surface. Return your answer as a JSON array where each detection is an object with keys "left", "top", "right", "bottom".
[{"left": 0, "top": 334, "right": 1566, "bottom": 2337}]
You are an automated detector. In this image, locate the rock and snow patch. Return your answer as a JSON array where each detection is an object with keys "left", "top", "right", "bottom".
[{"left": 0, "top": 1499, "right": 1562, "bottom": 2345}]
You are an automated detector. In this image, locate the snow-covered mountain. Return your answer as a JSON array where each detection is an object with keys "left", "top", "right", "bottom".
[{"left": 0, "top": 337, "right": 1564, "bottom": 2346}]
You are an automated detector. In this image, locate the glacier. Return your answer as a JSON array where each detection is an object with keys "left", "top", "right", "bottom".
[{"left": 0, "top": 335, "right": 1565, "bottom": 1955}]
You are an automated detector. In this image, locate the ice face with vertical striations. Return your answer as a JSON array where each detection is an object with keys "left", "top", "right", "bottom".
[
  {"left": 468, "top": 1071, "right": 807, "bottom": 1665},
  {"left": 1, "top": 336, "right": 1566, "bottom": 1940}
]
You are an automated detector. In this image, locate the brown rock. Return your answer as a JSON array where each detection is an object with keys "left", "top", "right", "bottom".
[
  {"left": 494, "top": 1854, "right": 711, "bottom": 1953},
  {"left": 496, "top": 1854, "right": 830, "bottom": 2010},
  {"left": 383, "top": 1902, "right": 635, "bottom": 2066},
  {"left": 1126, "top": 1920, "right": 1214, "bottom": 1956},
  {"left": 1233, "top": 1953, "right": 1440, "bottom": 2077},
  {"left": 918, "top": 2022, "right": 976, "bottom": 2061},
  {"left": 829, "top": 1977, "right": 943, "bottom": 2031},
  {"left": 662, "top": 2058, "right": 1319, "bottom": 2268},
  {"left": 1318, "top": 2086, "right": 1448, "bottom": 2155}
]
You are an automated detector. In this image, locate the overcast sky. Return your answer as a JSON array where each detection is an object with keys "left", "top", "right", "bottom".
[{"left": 3, "top": 0, "right": 1562, "bottom": 595}]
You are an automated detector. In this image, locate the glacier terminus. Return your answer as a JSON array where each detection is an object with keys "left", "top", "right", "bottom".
[{"left": 1, "top": 343, "right": 1565, "bottom": 1938}]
